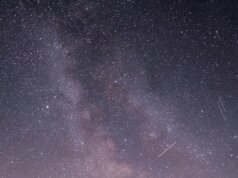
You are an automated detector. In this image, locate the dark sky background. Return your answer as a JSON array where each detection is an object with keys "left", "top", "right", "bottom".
[{"left": 0, "top": 0, "right": 238, "bottom": 178}]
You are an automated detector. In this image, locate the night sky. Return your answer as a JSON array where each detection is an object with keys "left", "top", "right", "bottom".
[{"left": 0, "top": 0, "right": 238, "bottom": 178}]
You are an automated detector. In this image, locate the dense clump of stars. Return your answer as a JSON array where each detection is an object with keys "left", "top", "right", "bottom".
[{"left": 0, "top": 0, "right": 238, "bottom": 178}]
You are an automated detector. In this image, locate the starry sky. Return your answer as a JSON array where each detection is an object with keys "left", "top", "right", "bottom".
[{"left": 0, "top": 0, "right": 238, "bottom": 178}]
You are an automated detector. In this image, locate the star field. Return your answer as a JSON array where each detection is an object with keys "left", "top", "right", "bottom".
[{"left": 0, "top": 0, "right": 238, "bottom": 178}]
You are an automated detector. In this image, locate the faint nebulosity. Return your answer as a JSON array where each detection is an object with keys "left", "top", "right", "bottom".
[{"left": 0, "top": 0, "right": 238, "bottom": 178}]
